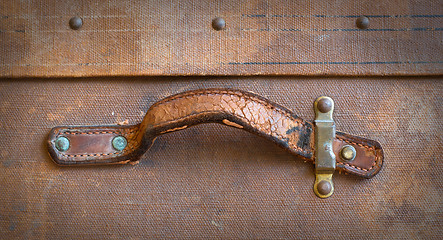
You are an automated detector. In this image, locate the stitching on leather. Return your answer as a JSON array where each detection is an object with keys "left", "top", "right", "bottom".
[
  {"left": 336, "top": 135, "right": 374, "bottom": 151},
  {"left": 66, "top": 152, "right": 120, "bottom": 157},
  {"left": 59, "top": 129, "right": 137, "bottom": 136},
  {"left": 64, "top": 144, "right": 138, "bottom": 158},
  {"left": 62, "top": 131, "right": 116, "bottom": 135},
  {"left": 339, "top": 161, "right": 376, "bottom": 172}
]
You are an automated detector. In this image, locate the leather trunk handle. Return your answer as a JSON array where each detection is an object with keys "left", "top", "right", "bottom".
[{"left": 47, "top": 88, "right": 383, "bottom": 179}]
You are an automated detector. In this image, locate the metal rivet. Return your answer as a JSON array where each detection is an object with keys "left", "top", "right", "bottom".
[
  {"left": 317, "top": 180, "right": 332, "bottom": 195},
  {"left": 55, "top": 137, "right": 70, "bottom": 152},
  {"left": 69, "top": 17, "right": 83, "bottom": 30},
  {"left": 356, "top": 16, "right": 369, "bottom": 29},
  {"left": 212, "top": 17, "right": 226, "bottom": 30},
  {"left": 317, "top": 98, "right": 332, "bottom": 113},
  {"left": 340, "top": 145, "right": 356, "bottom": 161},
  {"left": 112, "top": 136, "right": 127, "bottom": 151}
]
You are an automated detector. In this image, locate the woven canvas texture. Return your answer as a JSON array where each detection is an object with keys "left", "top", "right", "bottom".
[
  {"left": 0, "top": 77, "right": 441, "bottom": 239},
  {"left": 0, "top": 0, "right": 442, "bottom": 77}
]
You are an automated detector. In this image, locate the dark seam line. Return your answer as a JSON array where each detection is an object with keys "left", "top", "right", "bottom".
[
  {"left": 242, "top": 28, "right": 443, "bottom": 32},
  {"left": 242, "top": 14, "right": 443, "bottom": 18},
  {"left": 228, "top": 61, "right": 443, "bottom": 65}
]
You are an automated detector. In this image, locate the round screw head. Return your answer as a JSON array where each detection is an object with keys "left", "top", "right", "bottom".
[
  {"left": 317, "top": 98, "right": 332, "bottom": 113},
  {"left": 317, "top": 180, "right": 332, "bottom": 195},
  {"left": 356, "top": 16, "right": 369, "bottom": 29},
  {"left": 212, "top": 17, "right": 226, "bottom": 30},
  {"left": 112, "top": 136, "right": 127, "bottom": 151},
  {"left": 69, "top": 16, "right": 83, "bottom": 30},
  {"left": 340, "top": 145, "right": 356, "bottom": 161},
  {"left": 55, "top": 137, "right": 70, "bottom": 152}
]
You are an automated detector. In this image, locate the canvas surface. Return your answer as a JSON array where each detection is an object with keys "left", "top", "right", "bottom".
[
  {"left": 0, "top": 77, "right": 441, "bottom": 239},
  {"left": 1, "top": 0, "right": 442, "bottom": 239},
  {"left": 0, "top": 0, "right": 442, "bottom": 77}
]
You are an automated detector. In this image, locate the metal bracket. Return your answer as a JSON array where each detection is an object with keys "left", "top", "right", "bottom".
[{"left": 313, "top": 96, "right": 336, "bottom": 198}]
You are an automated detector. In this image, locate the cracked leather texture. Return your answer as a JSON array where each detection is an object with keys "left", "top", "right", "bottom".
[{"left": 48, "top": 88, "right": 383, "bottom": 178}]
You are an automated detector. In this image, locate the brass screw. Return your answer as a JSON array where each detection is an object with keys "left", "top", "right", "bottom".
[
  {"left": 317, "top": 98, "right": 332, "bottom": 113},
  {"left": 317, "top": 180, "right": 332, "bottom": 195},
  {"left": 340, "top": 145, "right": 356, "bottom": 161}
]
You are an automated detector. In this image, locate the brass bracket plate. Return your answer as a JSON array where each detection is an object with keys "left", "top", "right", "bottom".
[{"left": 313, "top": 96, "right": 336, "bottom": 198}]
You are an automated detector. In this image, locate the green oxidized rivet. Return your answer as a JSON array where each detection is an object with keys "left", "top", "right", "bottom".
[
  {"left": 112, "top": 136, "right": 127, "bottom": 151},
  {"left": 55, "top": 137, "right": 70, "bottom": 152}
]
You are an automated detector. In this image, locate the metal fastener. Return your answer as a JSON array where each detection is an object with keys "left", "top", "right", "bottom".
[
  {"left": 69, "top": 17, "right": 83, "bottom": 30},
  {"left": 212, "top": 17, "right": 226, "bottom": 31},
  {"left": 356, "top": 16, "right": 369, "bottom": 29},
  {"left": 340, "top": 145, "right": 356, "bottom": 161},
  {"left": 112, "top": 136, "right": 127, "bottom": 151},
  {"left": 317, "top": 98, "right": 332, "bottom": 113},
  {"left": 313, "top": 96, "right": 335, "bottom": 198},
  {"left": 317, "top": 180, "right": 332, "bottom": 195},
  {"left": 55, "top": 137, "right": 70, "bottom": 152}
]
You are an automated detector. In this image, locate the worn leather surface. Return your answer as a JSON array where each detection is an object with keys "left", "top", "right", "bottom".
[
  {"left": 1, "top": 0, "right": 442, "bottom": 77},
  {"left": 48, "top": 88, "right": 383, "bottom": 178},
  {"left": 0, "top": 77, "right": 441, "bottom": 239}
]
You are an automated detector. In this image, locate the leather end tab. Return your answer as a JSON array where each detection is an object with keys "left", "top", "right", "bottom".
[
  {"left": 333, "top": 131, "right": 384, "bottom": 178},
  {"left": 47, "top": 125, "right": 142, "bottom": 165}
]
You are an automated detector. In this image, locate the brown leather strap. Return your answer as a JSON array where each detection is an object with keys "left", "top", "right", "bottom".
[{"left": 47, "top": 88, "right": 383, "bottom": 178}]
